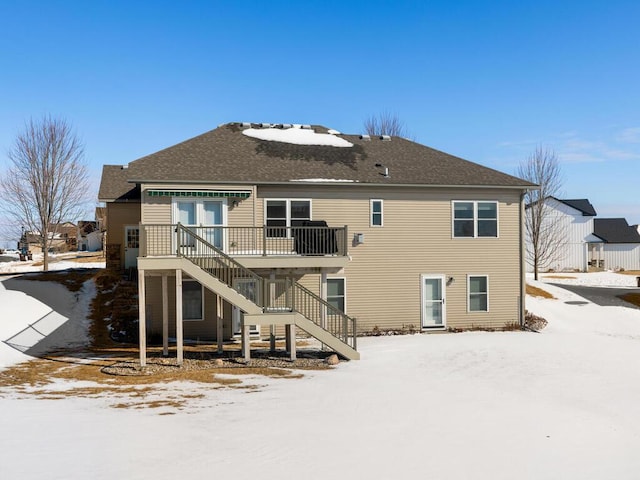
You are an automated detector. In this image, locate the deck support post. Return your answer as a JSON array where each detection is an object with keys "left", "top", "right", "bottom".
[
  {"left": 242, "top": 323, "right": 251, "bottom": 361},
  {"left": 162, "top": 273, "right": 168, "bottom": 356},
  {"left": 217, "top": 294, "right": 224, "bottom": 354},
  {"left": 287, "top": 324, "right": 296, "bottom": 361},
  {"left": 320, "top": 271, "right": 327, "bottom": 350},
  {"left": 270, "top": 325, "right": 276, "bottom": 353},
  {"left": 175, "top": 269, "right": 184, "bottom": 366},
  {"left": 138, "top": 269, "right": 147, "bottom": 367},
  {"left": 269, "top": 272, "right": 276, "bottom": 352}
]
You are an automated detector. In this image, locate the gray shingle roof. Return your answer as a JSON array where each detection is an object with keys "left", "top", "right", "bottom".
[
  {"left": 558, "top": 198, "right": 597, "bottom": 216},
  {"left": 109, "top": 123, "right": 534, "bottom": 188},
  {"left": 98, "top": 165, "right": 140, "bottom": 201},
  {"left": 593, "top": 218, "right": 640, "bottom": 243}
]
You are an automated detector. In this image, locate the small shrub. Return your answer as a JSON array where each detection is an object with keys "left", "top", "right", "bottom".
[{"left": 524, "top": 310, "right": 547, "bottom": 331}]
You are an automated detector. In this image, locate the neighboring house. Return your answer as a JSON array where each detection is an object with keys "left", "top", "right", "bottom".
[
  {"left": 77, "top": 221, "right": 103, "bottom": 252},
  {"left": 95, "top": 207, "right": 107, "bottom": 233},
  {"left": 525, "top": 197, "right": 599, "bottom": 272},
  {"left": 525, "top": 197, "right": 640, "bottom": 272},
  {"left": 20, "top": 222, "right": 78, "bottom": 254},
  {"left": 98, "top": 122, "right": 534, "bottom": 364},
  {"left": 592, "top": 218, "right": 640, "bottom": 271}
]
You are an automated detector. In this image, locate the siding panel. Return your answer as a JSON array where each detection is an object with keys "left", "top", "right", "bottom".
[{"left": 258, "top": 185, "right": 523, "bottom": 332}]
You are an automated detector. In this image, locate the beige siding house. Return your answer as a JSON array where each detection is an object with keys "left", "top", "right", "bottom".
[{"left": 98, "top": 123, "right": 534, "bottom": 364}]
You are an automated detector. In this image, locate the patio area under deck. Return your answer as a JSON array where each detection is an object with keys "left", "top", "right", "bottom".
[
  {"left": 136, "top": 257, "right": 326, "bottom": 367},
  {"left": 135, "top": 223, "right": 358, "bottom": 366}
]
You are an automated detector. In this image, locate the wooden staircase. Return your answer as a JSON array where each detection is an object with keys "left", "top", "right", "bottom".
[{"left": 177, "top": 225, "right": 359, "bottom": 360}]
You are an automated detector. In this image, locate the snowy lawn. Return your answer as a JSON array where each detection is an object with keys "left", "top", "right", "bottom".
[
  {"left": 0, "top": 272, "right": 639, "bottom": 479},
  {"left": 0, "top": 251, "right": 105, "bottom": 274}
]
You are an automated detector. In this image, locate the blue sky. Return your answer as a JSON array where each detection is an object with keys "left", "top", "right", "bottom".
[{"left": 1, "top": 0, "right": 639, "bottom": 241}]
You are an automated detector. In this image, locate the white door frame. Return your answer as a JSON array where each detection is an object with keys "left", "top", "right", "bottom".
[
  {"left": 124, "top": 225, "right": 140, "bottom": 269},
  {"left": 172, "top": 198, "right": 228, "bottom": 252},
  {"left": 232, "top": 277, "right": 260, "bottom": 337},
  {"left": 421, "top": 274, "right": 446, "bottom": 329}
]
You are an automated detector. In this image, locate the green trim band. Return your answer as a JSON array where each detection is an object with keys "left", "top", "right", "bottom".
[{"left": 147, "top": 190, "right": 251, "bottom": 198}]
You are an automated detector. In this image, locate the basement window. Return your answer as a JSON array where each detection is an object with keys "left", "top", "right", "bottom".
[
  {"left": 327, "top": 278, "right": 346, "bottom": 313},
  {"left": 468, "top": 275, "right": 489, "bottom": 312},
  {"left": 183, "top": 280, "right": 203, "bottom": 321}
]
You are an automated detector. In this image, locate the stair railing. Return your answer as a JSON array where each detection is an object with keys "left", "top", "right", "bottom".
[
  {"left": 176, "top": 223, "right": 357, "bottom": 351},
  {"left": 176, "top": 223, "right": 265, "bottom": 306}
]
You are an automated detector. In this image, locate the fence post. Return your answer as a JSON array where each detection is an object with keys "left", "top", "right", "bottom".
[
  {"left": 343, "top": 225, "right": 348, "bottom": 256},
  {"left": 291, "top": 279, "right": 295, "bottom": 312},
  {"left": 352, "top": 318, "right": 357, "bottom": 350},
  {"left": 262, "top": 227, "right": 267, "bottom": 256},
  {"left": 139, "top": 222, "right": 146, "bottom": 257},
  {"left": 343, "top": 316, "right": 348, "bottom": 342},
  {"left": 285, "top": 277, "right": 290, "bottom": 310},
  {"left": 176, "top": 223, "right": 181, "bottom": 256}
]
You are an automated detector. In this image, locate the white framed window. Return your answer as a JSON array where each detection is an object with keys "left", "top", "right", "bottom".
[
  {"left": 452, "top": 201, "right": 498, "bottom": 238},
  {"left": 370, "top": 199, "right": 383, "bottom": 227},
  {"left": 265, "top": 199, "right": 311, "bottom": 238},
  {"left": 183, "top": 279, "right": 204, "bottom": 321},
  {"left": 327, "top": 278, "right": 346, "bottom": 313},
  {"left": 468, "top": 275, "right": 489, "bottom": 312}
]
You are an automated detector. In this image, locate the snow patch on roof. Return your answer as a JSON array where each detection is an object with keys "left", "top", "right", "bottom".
[
  {"left": 290, "top": 178, "right": 357, "bottom": 183},
  {"left": 327, "top": 129, "right": 341, "bottom": 135},
  {"left": 243, "top": 126, "right": 353, "bottom": 148}
]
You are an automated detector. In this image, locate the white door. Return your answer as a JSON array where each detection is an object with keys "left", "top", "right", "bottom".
[
  {"left": 232, "top": 278, "right": 260, "bottom": 336},
  {"left": 174, "top": 199, "right": 226, "bottom": 251},
  {"left": 202, "top": 201, "right": 224, "bottom": 249},
  {"left": 421, "top": 274, "right": 446, "bottom": 329},
  {"left": 124, "top": 226, "right": 140, "bottom": 269}
]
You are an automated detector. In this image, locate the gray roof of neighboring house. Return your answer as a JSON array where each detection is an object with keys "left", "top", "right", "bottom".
[
  {"left": 557, "top": 198, "right": 597, "bottom": 216},
  {"left": 99, "top": 123, "right": 535, "bottom": 192},
  {"left": 593, "top": 218, "right": 640, "bottom": 243}
]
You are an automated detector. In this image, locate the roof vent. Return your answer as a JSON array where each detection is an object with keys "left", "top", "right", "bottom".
[
  {"left": 241, "top": 122, "right": 251, "bottom": 127},
  {"left": 260, "top": 123, "right": 271, "bottom": 128},
  {"left": 121, "top": 165, "right": 128, "bottom": 170},
  {"left": 280, "top": 123, "right": 292, "bottom": 129},
  {"left": 359, "top": 134, "right": 371, "bottom": 141},
  {"left": 375, "top": 163, "right": 390, "bottom": 178},
  {"left": 379, "top": 135, "right": 391, "bottom": 141},
  {"left": 301, "top": 124, "right": 312, "bottom": 130}
]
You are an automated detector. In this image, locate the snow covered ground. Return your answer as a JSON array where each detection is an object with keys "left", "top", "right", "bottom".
[
  {"left": 537, "top": 270, "right": 640, "bottom": 288},
  {"left": 1, "top": 271, "right": 639, "bottom": 479},
  {"left": 0, "top": 252, "right": 105, "bottom": 274}
]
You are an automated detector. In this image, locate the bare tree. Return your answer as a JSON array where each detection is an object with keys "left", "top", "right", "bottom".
[
  {"left": 0, "top": 116, "right": 89, "bottom": 271},
  {"left": 518, "top": 146, "right": 565, "bottom": 280},
  {"left": 363, "top": 111, "right": 413, "bottom": 139}
]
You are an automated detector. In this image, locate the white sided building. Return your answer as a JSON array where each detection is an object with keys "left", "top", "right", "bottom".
[
  {"left": 526, "top": 197, "right": 599, "bottom": 272},
  {"left": 592, "top": 218, "right": 640, "bottom": 271},
  {"left": 527, "top": 197, "right": 640, "bottom": 272}
]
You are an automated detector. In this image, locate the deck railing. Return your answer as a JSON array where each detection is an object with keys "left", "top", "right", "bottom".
[{"left": 141, "top": 224, "right": 349, "bottom": 257}]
